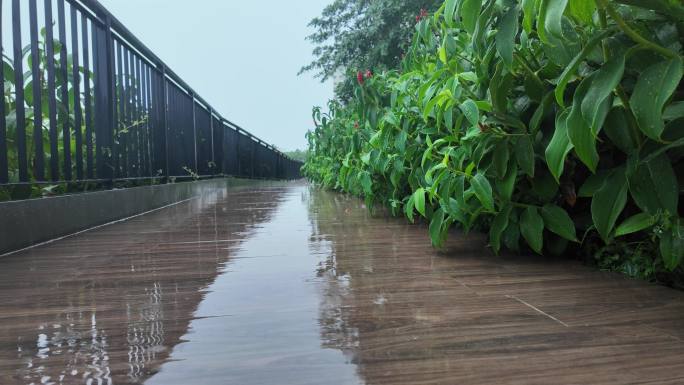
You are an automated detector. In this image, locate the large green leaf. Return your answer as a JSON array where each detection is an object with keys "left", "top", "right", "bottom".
[
  {"left": 604, "top": 107, "right": 639, "bottom": 154},
  {"left": 554, "top": 30, "right": 611, "bottom": 107},
  {"left": 461, "top": 0, "right": 482, "bottom": 34},
  {"left": 630, "top": 57, "right": 683, "bottom": 140},
  {"left": 541, "top": 204, "right": 578, "bottom": 241},
  {"left": 429, "top": 208, "right": 446, "bottom": 246},
  {"left": 540, "top": 0, "right": 568, "bottom": 42},
  {"left": 545, "top": 110, "right": 573, "bottom": 182},
  {"left": 522, "top": 0, "right": 539, "bottom": 33},
  {"left": 492, "top": 141, "right": 510, "bottom": 179},
  {"left": 568, "top": 0, "right": 596, "bottom": 24},
  {"left": 497, "top": 160, "right": 518, "bottom": 201},
  {"left": 471, "top": 173, "right": 495, "bottom": 211},
  {"left": 496, "top": 6, "right": 519, "bottom": 69},
  {"left": 414, "top": 187, "right": 427, "bottom": 217},
  {"left": 566, "top": 78, "right": 599, "bottom": 172},
  {"left": 454, "top": 174, "right": 466, "bottom": 208},
  {"left": 568, "top": 112, "right": 599, "bottom": 171},
  {"left": 615, "top": 213, "right": 655, "bottom": 237},
  {"left": 405, "top": 195, "right": 416, "bottom": 223},
  {"left": 520, "top": 207, "right": 544, "bottom": 254},
  {"left": 629, "top": 154, "right": 679, "bottom": 215},
  {"left": 578, "top": 170, "right": 609, "bottom": 197},
  {"left": 459, "top": 99, "right": 480, "bottom": 127},
  {"left": 581, "top": 54, "right": 625, "bottom": 133},
  {"left": 445, "top": 0, "right": 460, "bottom": 27},
  {"left": 591, "top": 169, "right": 628, "bottom": 242},
  {"left": 515, "top": 135, "right": 535, "bottom": 177},
  {"left": 490, "top": 206, "right": 512, "bottom": 254},
  {"left": 660, "top": 227, "right": 684, "bottom": 271}
]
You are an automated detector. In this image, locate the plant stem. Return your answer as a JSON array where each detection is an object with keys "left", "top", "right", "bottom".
[
  {"left": 597, "top": 7, "right": 610, "bottom": 61},
  {"left": 597, "top": 0, "right": 680, "bottom": 59},
  {"left": 514, "top": 54, "right": 545, "bottom": 91}
]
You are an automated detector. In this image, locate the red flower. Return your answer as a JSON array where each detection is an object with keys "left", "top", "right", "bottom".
[
  {"left": 354, "top": 121, "right": 360, "bottom": 129},
  {"left": 416, "top": 8, "right": 428, "bottom": 22},
  {"left": 364, "top": 69, "right": 373, "bottom": 79},
  {"left": 357, "top": 71, "right": 365, "bottom": 85}
]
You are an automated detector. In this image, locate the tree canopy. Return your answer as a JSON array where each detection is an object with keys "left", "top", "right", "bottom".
[{"left": 300, "top": 0, "right": 441, "bottom": 99}]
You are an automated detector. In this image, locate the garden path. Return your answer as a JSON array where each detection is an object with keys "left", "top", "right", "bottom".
[{"left": 1, "top": 183, "right": 683, "bottom": 384}]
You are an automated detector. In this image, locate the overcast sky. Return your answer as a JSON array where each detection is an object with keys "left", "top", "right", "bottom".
[{"left": 98, "top": 0, "right": 334, "bottom": 152}]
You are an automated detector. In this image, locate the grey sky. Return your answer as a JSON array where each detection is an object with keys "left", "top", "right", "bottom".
[{"left": 98, "top": 0, "right": 333, "bottom": 152}]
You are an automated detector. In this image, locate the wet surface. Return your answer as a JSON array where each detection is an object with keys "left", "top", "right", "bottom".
[{"left": 1, "top": 183, "right": 684, "bottom": 384}]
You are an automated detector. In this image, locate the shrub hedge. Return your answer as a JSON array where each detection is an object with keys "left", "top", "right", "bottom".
[{"left": 304, "top": 0, "right": 684, "bottom": 279}]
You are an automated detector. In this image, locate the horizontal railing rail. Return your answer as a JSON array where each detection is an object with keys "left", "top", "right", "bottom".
[{"left": 0, "top": 0, "right": 301, "bottom": 197}]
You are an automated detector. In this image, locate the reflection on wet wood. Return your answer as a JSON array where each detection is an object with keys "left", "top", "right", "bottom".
[
  {"left": 0, "top": 184, "right": 683, "bottom": 385},
  {"left": 310, "top": 190, "right": 684, "bottom": 385},
  {"left": 0, "top": 187, "right": 287, "bottom": 384}
]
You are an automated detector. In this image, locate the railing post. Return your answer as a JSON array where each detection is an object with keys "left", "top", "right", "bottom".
[
  {"left": 57, "top": 0, "right": 71, "bottom": 181},
  {"left": 12, "top": 0, "right": 28, "bottom": 182},
  {"left": 234, "top": 126, "right": 240, "bottom": 176},
  {"left": 209, "top": 108, "right": 215, "bottom": 176},
  {"left": 93, "top": 15, "right": 115, "bottom": 182},
  {"left": 251, "top": 140, "right": 256, "bottom": 178},
  {"left": 191, "top": 93, "right": 198, "bottom": 174},
  {"left": 0, "top": 0, "right": 6, "bottom": 184},
  {"left": 160, "top": 65, "right": 170, "bottom": 182},
  {"left": 0, "top": 0, "right": 293, "bottom": 190}
]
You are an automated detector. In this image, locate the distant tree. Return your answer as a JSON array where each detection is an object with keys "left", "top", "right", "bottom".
[
  {"left": 285, "top": 149, "right": 309, "bottom": 162},
  {"left": 300, "top": 0, "right": 441, "bottom": 100}
]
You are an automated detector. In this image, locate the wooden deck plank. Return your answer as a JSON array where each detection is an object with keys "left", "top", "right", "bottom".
[{"left": 0, "top": 185, "right": 682, "bottom": 384}]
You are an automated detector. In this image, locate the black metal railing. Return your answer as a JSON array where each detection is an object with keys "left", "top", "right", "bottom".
[{"left": 0, "top": 0, "right": 301, "bottom": 194}]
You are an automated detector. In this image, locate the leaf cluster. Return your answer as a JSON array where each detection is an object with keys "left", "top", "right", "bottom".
[{"left": 304, "top": 0, "right": 684, "bottom": 276}]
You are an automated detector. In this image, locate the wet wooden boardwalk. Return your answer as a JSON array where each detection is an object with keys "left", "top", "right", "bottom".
[{"left": 1, "top": 183, "right": 684, "bottom": 384}]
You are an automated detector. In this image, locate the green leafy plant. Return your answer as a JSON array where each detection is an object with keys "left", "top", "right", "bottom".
[
  {"left": 300, "top": 0, "right": 442, "bottom": 100},
  {"left": 3, "top": 28, "right": 95, "bottom": 183},
  {"left": 3, "top": 28, "right": 150, "bottom": 195},
  {"left": 304, "top": 0, "right": 684, "bottom": 278}
]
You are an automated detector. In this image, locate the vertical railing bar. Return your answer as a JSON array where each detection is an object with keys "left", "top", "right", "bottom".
[
  {"left": 12, "top": 0, "right": 29, "bottom": 182},
  {"left": 209, "top": 108, "right": 214, "bottom": 175},
  {"left": 57, "top": 0, "right": 71, "bottom": 180},
  {"left": 191, "top": 94, "right": 197, "bottom": 173},
  {"left": 82, "top": 14, "right": 93, "bottom": 178},
  {"left": 161, "top": 66, "right": 169, "bottom": 179},
  {"left": 0, "top": 0, "right": 7, "bottom": 184},
  {"left": 131, "top": 52, "right": 138, "bottom": 176},
  {"left": 131, "top": 52, "right": 142, "bottom": 177},
  {"left": 104, "top": 15, "right": 116, "bottom": 181},
  {"left": 71, "top": 5, "right": 83, "bottom": 179},
  {"left": 142, "top": 63, "right": 151, "bottom": 176},
  {"left": 92, "top": 20, "right": 114, "bottom": 181},
  {"left": 251, "top": 139, "right": 256, "bottom": 178},
  {"left": 110, "top": 40, "right": 119, "bottom": 177},
  {"left": 148, "top": 66, "right": 155, "bottom": 175},
  {"left": 0, "top": 0, "right": 298, "bottom": 188},
  {"left": 117, "top": 42, "right": 126, "bottom": 177},
  {"left": 91, "top": 23, "right": 101, "bottom": 177},
  {"left": 169, "top": 80, "right": 174, "bottom": 175},
  {"left": 174, "top": 83, "right": 180, "bottom": 176},
  {"left": 169, "top": 80, "right": 175, "bottom": 176},
  {"left": 153, "top": 68, "right": 160, "bottom": 176},
  {"left": 114, "top": 42, "right": 120, "bottom": 176},
  {"left": 127, "top": 48, "right": 136, "bottom": 176},
  {"left": 135, "top": 55, "right": 143, "bottom": 177},
  {"left": 148, "top": 66, "right": 154, "bottom": 175},
  {"left": 124, "top": 46, "right": 132, "bottom": 176},
  {"left": 235, "top": 128, "right": 240, "bottom": 177},
  {"left": 29, "top": 0, "right": 44, "bottom": 181}
]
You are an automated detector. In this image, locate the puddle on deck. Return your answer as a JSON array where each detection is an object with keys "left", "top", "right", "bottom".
[{"left": 1, "top": 183, "right": 684, "bottom": 385}]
